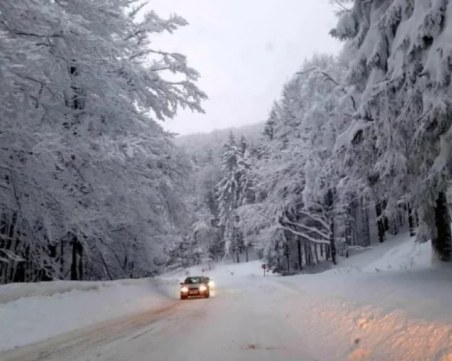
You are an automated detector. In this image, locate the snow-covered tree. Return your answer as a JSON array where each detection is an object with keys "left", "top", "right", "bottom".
[
  {"left": 243, "top": 53, "right": 372, "bottom": 272},
  {"left": 263, "top": 104, "right": 279, "bottom": 141},
  {"left": 0, "top": 0, "right": 206, "bottom": 282},
  {"left": 216, "top": 133, "right": 255, "bottom": 261},
  {"left": 333, "top": 0, "right": 452, "bottom": 262}
]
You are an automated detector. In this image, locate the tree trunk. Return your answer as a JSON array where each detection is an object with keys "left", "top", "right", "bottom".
[
  {"left": 296, "top": 238, "right": 303, "bottom": 270},
  {"left": 284, "top": 241, "right": 290, "bottom": 272},
  {"left": 375, "top": 202, "right": 386, "bottom": 243},
  {"left": 350, "top": 199, "right": 358, "bottom": 245},
  {"left": 408, "top": 205, "right": 416, "bottom": 237},
  {"left": 398, "top": 206, "right": 405, "bottom": 228},
  {"left": 71, "top": 240, "right": 78, "bottom": 280},
  {"left": 345, "top": 209, "right": 352, "bottom": 246},
  {"left": 391, "top": 215, "right": 399, "bottom": 235},
  {"left": 314, "top": 243, "right": 319, "bottom": 264},
  {"left": 60, "top": 239, "right": 65, "bottom": 279},
  {"left": 71, "top": 236, "right": 83, "bottom": 280},
  {"left": 325, "top": 188, "right": 337, "bottom": 265},
  {"left": 329, "top": 219, "right": 336, "bottom": 265},
  {"left": 432, "top": 191, "right": 452, "bottom": 262},
  {"left": 362, "top": 201, "right": 371, "bottom": 247},
  {"left": 78, "top": 246, "right": 84, "bottom": 280}
]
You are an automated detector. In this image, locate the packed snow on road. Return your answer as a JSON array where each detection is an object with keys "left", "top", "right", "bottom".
[{"left": 1, "top": 233, "right": 452, "bottom": 361}]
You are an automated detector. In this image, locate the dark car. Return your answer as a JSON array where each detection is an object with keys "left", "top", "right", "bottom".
[{"left": 180, "top": 276, "right": 211, "bottom": 299}]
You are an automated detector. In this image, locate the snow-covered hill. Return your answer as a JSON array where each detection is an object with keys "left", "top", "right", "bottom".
[{"left": 175, "top": 122, "right": 264, "bottom": 159}]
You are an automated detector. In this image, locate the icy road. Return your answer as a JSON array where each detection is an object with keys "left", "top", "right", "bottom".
[{"left": 1, "top": 236, "right": 452, "bottom": 361}]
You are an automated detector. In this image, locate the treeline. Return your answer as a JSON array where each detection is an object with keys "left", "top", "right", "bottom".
[
  {"left": 173, "top": 0, "right": 452, "bottom": 273},
  {"left": 253, "top": 0, "right": 452, "bottom": 271}
]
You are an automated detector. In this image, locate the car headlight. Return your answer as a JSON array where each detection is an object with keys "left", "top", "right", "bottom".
[
  {"left": 208, "top": 280, "right": 215, "bottom": 288},
  {"left": 180, "top": 286, "right": 189, "bottom": 293},
  {"left": 199, "top": 284, "right": 207, "bottom": 292}
]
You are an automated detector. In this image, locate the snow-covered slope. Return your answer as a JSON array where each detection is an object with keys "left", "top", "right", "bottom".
[
  {"left": 337, "top": 231, "right": 432, "bottom": 272},
  {"left": 175, "top": 122, "right": 264, "bottom": 159}
]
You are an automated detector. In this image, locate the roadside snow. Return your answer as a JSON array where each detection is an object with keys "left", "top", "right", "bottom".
[
  {"left": 0, "top": 278, "right": 174, "bottom": 352},
  {"left": 282, "top": 234, "right": 452, "bottom": 322},
  {"left": 335, "top": 231, "right": 431, "bottom": 272},
  {"left": 276, "top": 233, "right": 452, "bottom": 360},
  {"left": 362, "top": 237, "right": 431, "bottom": 272}
]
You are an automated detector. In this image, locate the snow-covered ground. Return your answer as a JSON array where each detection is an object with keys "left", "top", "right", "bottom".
[
  {"left": 1, "top": 232, "right": 452, "bottom": 360},
  {"left": 0, "top": 278, "right": 176, "bottom": 351},
  {"left": 277, "top": 237, "right": 452, "bottom": 360}
]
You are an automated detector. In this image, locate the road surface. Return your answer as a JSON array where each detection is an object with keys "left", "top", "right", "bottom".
[
  {"left": 0, "top": 278, "right": 320, "bottom": 361},
  {"left": 2, "top": 259, "right": 452, "bottom": 361}
]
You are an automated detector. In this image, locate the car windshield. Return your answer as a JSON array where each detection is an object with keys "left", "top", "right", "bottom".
[{"left": 184, "top": 277, "right": 202, "bottom": 284}]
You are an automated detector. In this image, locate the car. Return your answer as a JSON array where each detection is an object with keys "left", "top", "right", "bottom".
[{"left": 180, "top": 276, "right": 211, "bottom": 299}]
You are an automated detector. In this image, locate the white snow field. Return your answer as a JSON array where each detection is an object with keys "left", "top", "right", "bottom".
[
  {"left": 1, "top": 233, "right": 452, "bottom": 361},
  {"left": 0, "top": 278, "right": 176, "bottom": 352}
]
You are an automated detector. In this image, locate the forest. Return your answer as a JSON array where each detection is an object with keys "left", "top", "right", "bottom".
[{"left": 1, "top": 0, "right": 452, "bottom": 283}]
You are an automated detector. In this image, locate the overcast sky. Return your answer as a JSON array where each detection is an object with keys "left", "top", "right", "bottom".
[{"left": 149, "top": 0, "right": 343, "bottom": 135}]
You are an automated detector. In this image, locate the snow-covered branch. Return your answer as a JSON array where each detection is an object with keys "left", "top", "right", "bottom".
[
  {"left": 282, "top": 219, "right": 329, "bottom": 240},
  {"left": 278, "top": 226, "right": 330, "bottom": 245}
]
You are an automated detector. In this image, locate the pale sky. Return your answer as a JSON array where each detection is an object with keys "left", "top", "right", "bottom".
[{"left": 149, "top": 0, "right": 343, "bottom": 135}]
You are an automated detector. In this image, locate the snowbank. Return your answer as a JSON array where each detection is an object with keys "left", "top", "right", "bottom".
[
  {"left": 268, "top": 233, "right": 452, "bottom": 360},
  {"left": 335, "top": 231, "right": 430, "bottom": 272},
  {"left": 0, "top": 278, "right": 175, "bottom": 352},
  {"left": 362, "top": 238, "right": 431, "bottom": 272},
  {"left": 281, "top": 233, "right": 452, "bottom": 326}
]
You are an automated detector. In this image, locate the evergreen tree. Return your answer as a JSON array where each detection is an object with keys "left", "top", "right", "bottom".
[
  {"left": 333, "top": 0, "right": 452, "bottom": 261},
  {"left": 216, "top": 133, "right": 253, "bottom": 260},
  {"left": 263, "top": 105, "right": 279, "bottom": 141}
]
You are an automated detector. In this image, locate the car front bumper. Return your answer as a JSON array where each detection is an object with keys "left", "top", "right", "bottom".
[{"left": 181, "top": 289, "right": 209, "bottom": 297}]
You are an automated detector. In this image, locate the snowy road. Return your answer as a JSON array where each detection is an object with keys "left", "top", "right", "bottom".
[
  {"left": 2, "top": 239, "right": 452, "bottom": 361},
  {"left": 0, "top": 278, "right": 315, "bottom": 361}
]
